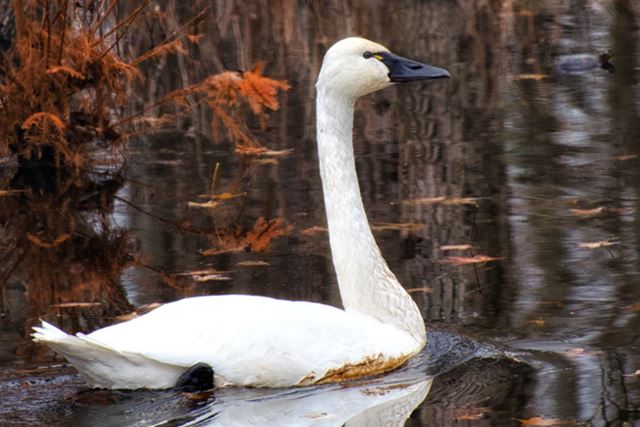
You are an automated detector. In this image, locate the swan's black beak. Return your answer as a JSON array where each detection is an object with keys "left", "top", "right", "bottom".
[{"left": 378, "top": 51, "right": 450, "bottom": 82}]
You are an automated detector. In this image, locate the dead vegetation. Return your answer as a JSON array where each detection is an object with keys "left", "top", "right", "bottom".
[{"left": 0, "top": 0, "right": 290, "bottom": 351}]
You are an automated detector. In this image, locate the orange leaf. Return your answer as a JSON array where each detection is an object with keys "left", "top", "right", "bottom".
[
  {"left": 528, "top": 319, "right": 546, "bottom": 326},
  {"left": 239, "top": 62, "right": 291, "bottom": 118},
  {"left": 518, "top": 416, "right": 574, "bottom": 426},
  {"left": 570, "top": 207, "right": 605, "bottom": 217},
  {"left": 514, "top": 74, "right": 549, "bottom": 81},
  {"left": 438, "top": 255, "right": 503, "bottom": 265},
  {"left": 452, "top": 407, "right": 490, "bottom": 420}
]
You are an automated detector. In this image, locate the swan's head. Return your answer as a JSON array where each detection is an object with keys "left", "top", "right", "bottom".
[{"left": 316, "top": 37, "right": 450, "bottom": 99}]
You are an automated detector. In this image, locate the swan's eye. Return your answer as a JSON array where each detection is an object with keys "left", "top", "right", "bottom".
[{"left": 363, "top": 51, "right": 373, "bottom": 59}]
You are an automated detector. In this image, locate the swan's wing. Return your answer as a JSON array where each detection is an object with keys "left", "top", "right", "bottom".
[{"left": 87, "top": 295, "right": 417, "bottom": 387}]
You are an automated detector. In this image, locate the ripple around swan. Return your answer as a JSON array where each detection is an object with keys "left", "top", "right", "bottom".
[{"left": 0, "top": 329, "right": 530, "bottom": 426}]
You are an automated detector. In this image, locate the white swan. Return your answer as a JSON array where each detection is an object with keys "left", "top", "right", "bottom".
[{"left": 32, "top": 37, "right": 449, "bottom": 390}]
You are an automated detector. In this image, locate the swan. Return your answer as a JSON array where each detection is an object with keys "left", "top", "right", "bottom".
[{"left": 32, "top": 37, "right": 450, "bottom": 390}]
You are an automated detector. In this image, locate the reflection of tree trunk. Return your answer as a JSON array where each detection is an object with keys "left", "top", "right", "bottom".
[{"left": 379, "top": 1, "right": 509, "bottom": 326}]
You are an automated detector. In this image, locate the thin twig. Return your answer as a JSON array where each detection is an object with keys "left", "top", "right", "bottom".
[
  {"left": 92, "top": 0, "right": 150, "bottom": 46},
  {"left": 57, "top": 0, "right": 70, "bottom": 65}
]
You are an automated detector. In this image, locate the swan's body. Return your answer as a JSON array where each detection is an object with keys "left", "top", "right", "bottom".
[{"left": 33, "top": 37, "right": 449, "bottom": 389}]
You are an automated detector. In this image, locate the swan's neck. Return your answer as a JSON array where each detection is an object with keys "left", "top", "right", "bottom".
[{"left": 315, "top": 88, "right": 426, "bottom": 348}]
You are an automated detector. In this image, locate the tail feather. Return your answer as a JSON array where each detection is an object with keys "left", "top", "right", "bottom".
[{"left": 32, "top": 321, "right": 184, "bottom": 389}]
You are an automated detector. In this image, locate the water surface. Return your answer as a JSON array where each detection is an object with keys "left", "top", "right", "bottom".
[{"left": 2, "top": 1, "right": 640, "bottom": 425}]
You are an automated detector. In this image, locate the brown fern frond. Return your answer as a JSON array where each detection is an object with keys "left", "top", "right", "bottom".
[
  {"left": 239, "top": 63, "right": 290, "bottom": 120},
  {"left": 131, "top": 39, "right": 187, "bottom": 66},
  {"left": 22, "top": 112, "right": 66, "bottom": 132},
  {"left": 46, "top": 65, "right": 85, "bottom": 80}
]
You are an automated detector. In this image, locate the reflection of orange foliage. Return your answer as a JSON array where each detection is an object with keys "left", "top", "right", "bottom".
[
  {"left": 203, "top": 216, "right": 293, "bottom": 255},
  {"left": 168, "top": 64, "right": 290, "bottom": 153},
  {"left": 26, "top": 233, "right": 71, "bottom": 248},
  {"left": 246, "top": 217, "right": 294, "bottom": 252}
]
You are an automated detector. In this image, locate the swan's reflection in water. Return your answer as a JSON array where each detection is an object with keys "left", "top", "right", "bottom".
[
  {"left": 171, "top": 376, "right": 432, "bottom": 427},
  {"left": 59, "top": 331, "right": 508, "bottom": 426}
]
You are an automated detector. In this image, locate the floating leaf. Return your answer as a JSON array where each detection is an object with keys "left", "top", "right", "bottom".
[
  {"left": 577, "top": 240, "right": 618, "bottom": 250},
  {"left": 50, "top": 302, "right": 102, "bottom": 308},
  {"left": 528, "top": 319, "right": 546, "bottom": 326},
  {"left": 406, "top": 287, "right": 433, "bottom": 294},
  {"left": 514, "top": 74, "right": 549, "bottom": 81},
  {"left": 623, "top": 370, "right": 640, "bottom": 377},
  {"left": 371, "top": 222, "right": 425, "bottom": 232},
  {"left": 235, "top": 145, "right": 268, "bottom": 156},
  {"left": 518, "top": 417, "right": 573, "bottom": 426},
  {"left": 191, "top": 274, "right": 232, "bottom": 282},
  {"left": 402, "top": 196, "right": 479, "bottom": 207},
  {"left": 441, "top": 244, "right": 472, "bottom": 251},
  {"left": 570, "top": 207, "right": 605, "bottom": 217},
  {"left": 262, "top": 148, "right": 295, "bottom": 157},
  {"left": 438, "top": 255, "right": 503, "bottom": 265},
  {"left": 452, "top": 407, "right": 490, "bottom": 420},
  {"left": 174, "top": 268, "right": 232, "bottom": 276},
  {"left": 175, "top": 268, "right": 233, "bottom": 282},
  {"left": 236, "top": 260, "right": 270, "bottom": 267},
  {"left": 562, "top": 347, "right": 598, "bottom": 358},
  {"left": 614, "top": 154, "right": 638, "bottom": 161},
  {"left": 188, "top": 200, "right": 220, "bottom": 209},
  {"left": 302, "top": 226, "right": 328, "bottom": 235}
]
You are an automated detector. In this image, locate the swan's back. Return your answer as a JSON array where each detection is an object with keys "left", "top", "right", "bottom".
[{"left": 81, "top": 295, "right": 417, "bottom": 388}]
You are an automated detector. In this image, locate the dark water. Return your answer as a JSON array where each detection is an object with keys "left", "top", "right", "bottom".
[{"left": 2, "top": 0, "right": 640, "bottom": 425}]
